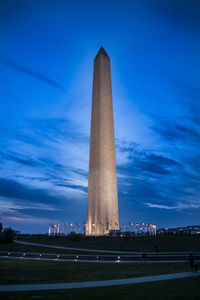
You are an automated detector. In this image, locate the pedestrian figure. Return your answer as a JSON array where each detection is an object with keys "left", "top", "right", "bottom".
[
  {"left": 194, "top": 261, "right": 198, "bottom": 272},
  {"left": 142, "top": 252, "right": 146, "bottom": 259},
  {"left": 188, "top": 254, "right": 195, "bottom": 272},
  {"left": 155, "top": 244, "right": 159, "bottom": 252}
]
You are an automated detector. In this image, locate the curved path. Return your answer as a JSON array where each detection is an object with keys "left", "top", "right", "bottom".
[
  {"left": 14, "top": 240, "right": 200, "bottom": 255},
  {"left": 0, "top": 272, "right": 199, "bottom": 292},
  {"left": 1, "top": 251, "right": 200, "bottom": 263},
  {"left": 1, "top": 255, "right": 195, "bottom": 264}
]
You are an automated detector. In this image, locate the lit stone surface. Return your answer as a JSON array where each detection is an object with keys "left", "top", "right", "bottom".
[{"left": 86, "top": 47, "right": 119, "bottom": 236}]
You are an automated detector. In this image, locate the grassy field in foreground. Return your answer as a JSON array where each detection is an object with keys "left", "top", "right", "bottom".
[
  {"left": 0, "top": 242, "right": 98, "bottom": 255},
  {"left": 0, "top": 259, "right": 189, "bottom": 285},
  {"left": 21, "top": 234, "right": 200, "bottom": 252},
  {"left": 0, "top": 277, "right": 200, "bottom": 299}
]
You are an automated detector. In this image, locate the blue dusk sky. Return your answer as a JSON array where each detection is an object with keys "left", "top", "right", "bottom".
[{"left": 0, "top": 0, "right": 200, "bottom": 233}]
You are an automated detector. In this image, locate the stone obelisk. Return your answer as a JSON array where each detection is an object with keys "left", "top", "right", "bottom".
[{"left": 86, "top": 46, "right": 119, "bottom": 236}]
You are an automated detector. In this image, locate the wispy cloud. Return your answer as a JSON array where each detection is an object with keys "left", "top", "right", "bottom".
[
  {"left": 152, "top": 118, "right": 200, "bottom": 143},
  {"left": 0, "top": 151, "right": 37, "bottom": 167},
  {"left": 145, "top": 202, "right": 200, "bottom": 210},
  {"left": 0, "top": 118, "right": 89, "bottom": 208},
  {"left": 2, "top": 215, "right": 60, "bottom": 225},
  {"left": 116, "top": 141, "right": 181, "bottom": 177},
  {"left": 0, "top": 197, "right": 59, "bottom": 214},
  {"left": 0, "top": 56, "right": 66, "bottom": 92}
]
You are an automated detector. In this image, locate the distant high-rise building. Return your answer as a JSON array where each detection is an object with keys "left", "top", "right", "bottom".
[{"left": 86, "top": 47, "right": 119, "bottom": 236}]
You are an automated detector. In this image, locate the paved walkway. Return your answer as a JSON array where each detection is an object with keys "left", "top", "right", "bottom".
[
  {"left": 1, "top": 256, "right": 194, "bottom": 264},
  {"left": 14, "top": 240, "right": 200, "bottom": 255},
  {"left": 0, "top": 272, "right": 199, "bottom": 292}
]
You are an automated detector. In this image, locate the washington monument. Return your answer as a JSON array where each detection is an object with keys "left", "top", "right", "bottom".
[{"left": 86, "top": 46, "right": 119, "bottom": 236}]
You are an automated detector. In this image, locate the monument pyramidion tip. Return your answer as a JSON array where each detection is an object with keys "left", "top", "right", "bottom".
[{"left": 95, "top": 46, "right": 109, "bottom": 59}]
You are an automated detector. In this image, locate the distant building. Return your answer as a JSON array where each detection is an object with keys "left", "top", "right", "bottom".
[{"left": 157, "top": 225, "right": 200, "bottom": 236}]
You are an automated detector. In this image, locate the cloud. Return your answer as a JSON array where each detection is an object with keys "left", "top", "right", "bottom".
[
  {"left": 117, "top": 141, "right": 181, "bottom": 177},
  {"left": 156, "top": 1, "right": 200, "bottom": 35},
  {"left": 176, "top": 125, "right": 200, "bottom": 141},
  {"left": 0, "top": 117, "right": 89, "bottom": 209},
  {"left": 0, "top": 180, "right": 62, "bottom": 228},
  {"left": 56, "top": 182, "right": 88, "bottom": 194},
  {"left": 115, "top": 138, "right": 200, "bottom": 221},
  {"left": 0, "top": 56, "right": 66, "bottom": 92},
  {"left": 0, "top": 197, "right": 58, "bottom": 214},
  {"left": 145, "top": 202, "right": 200, "bottom": 211},
  {"left": 0, "top": 113, "right": 199, "bottom": 230},
  {"left": 138, "top": 153, "right": 181, "bottom": 175},
  {"left": 0, "top": 151, "right": 37, "bottom": 167},
  {"left": 2, "top": 215, "right": 60, "bottom": 225},
  {"left": 0, "top": 176, "right": 87, "bottom": 229},
  {"left": 152, "top": 117, "right": 200, "bottom": 143},
  {"left": 144, "top": 203, "right": 177, "bottom": 210},
  {"left": 0, "top": 177, "right": 63, "bottom": 206}
]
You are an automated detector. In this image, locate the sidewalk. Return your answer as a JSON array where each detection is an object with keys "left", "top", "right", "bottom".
[
  {"left": 1, "top": 255, "right": 197, "bottom": 264},
  {"left": 1, "top": 272, "right": 199, "bottom": 292}
]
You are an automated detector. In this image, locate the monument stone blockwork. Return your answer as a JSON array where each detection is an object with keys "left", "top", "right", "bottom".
[{"left": 86, "top": 46, "right": 119, "bottom": 236}]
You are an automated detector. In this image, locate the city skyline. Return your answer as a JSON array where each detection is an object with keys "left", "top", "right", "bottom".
[{"left": 0, "top": 1, "right": 200, "bottom": 233}]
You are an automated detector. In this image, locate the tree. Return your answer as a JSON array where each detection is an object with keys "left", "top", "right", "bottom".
[
  {"left": 69, "top": 232, "right": 81, "bottom": 242},
  {"left": 123, "top": 231, "right": 131, "bottom": 241},
  {"left": 0, "top": 227, "right": 16, "bottom": 243}
]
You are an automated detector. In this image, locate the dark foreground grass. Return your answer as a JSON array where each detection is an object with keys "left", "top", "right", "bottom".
[
  {"left": 0, "top": 259, "right": 189, "bottom": 285},
  {"left": 0, "top": 277, "right": 200, "bottom": 300},
  {"left": 21, "top": 235, "right": 200, "bottom": 252},
  {"left": 0, "top": 242, "right": 95, "bottom": 255}
]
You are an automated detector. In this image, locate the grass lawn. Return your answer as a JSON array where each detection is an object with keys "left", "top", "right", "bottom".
[
  {"left": 0, "top": 259, "right": 189, "bottom": 285},
  {"left": 0, "top": 277, "right": 200, "bottom": 299},
  {"left": 21, "top": 234, "right": 200, "bottom": 252},
  {"left": 0, "top": 242, "right": 96, "bottom": 255}
]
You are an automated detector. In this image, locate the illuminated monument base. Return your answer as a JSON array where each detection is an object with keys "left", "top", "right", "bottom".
[
  {"left": 86, "top": 47, "right": 119, "bottom": 236},
  {"left": 48, "top": 222, "right": 157, "bottom": 236}
]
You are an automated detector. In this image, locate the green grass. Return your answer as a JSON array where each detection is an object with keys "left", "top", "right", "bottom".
[
  {"left": 0, "top": 277, "right": 200, "bottom": 299},
  {"left": 21, "top": 234, "right": 200, "bottom": 252},
  {"left": 0, "top": 259, "right": 189, "bottom": 285},
  {"left": 1, "top": 234, "right": 199, "bottom": 259},
  {"left": 0, "top": 242, "right": 96, "bottom": 255}
]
